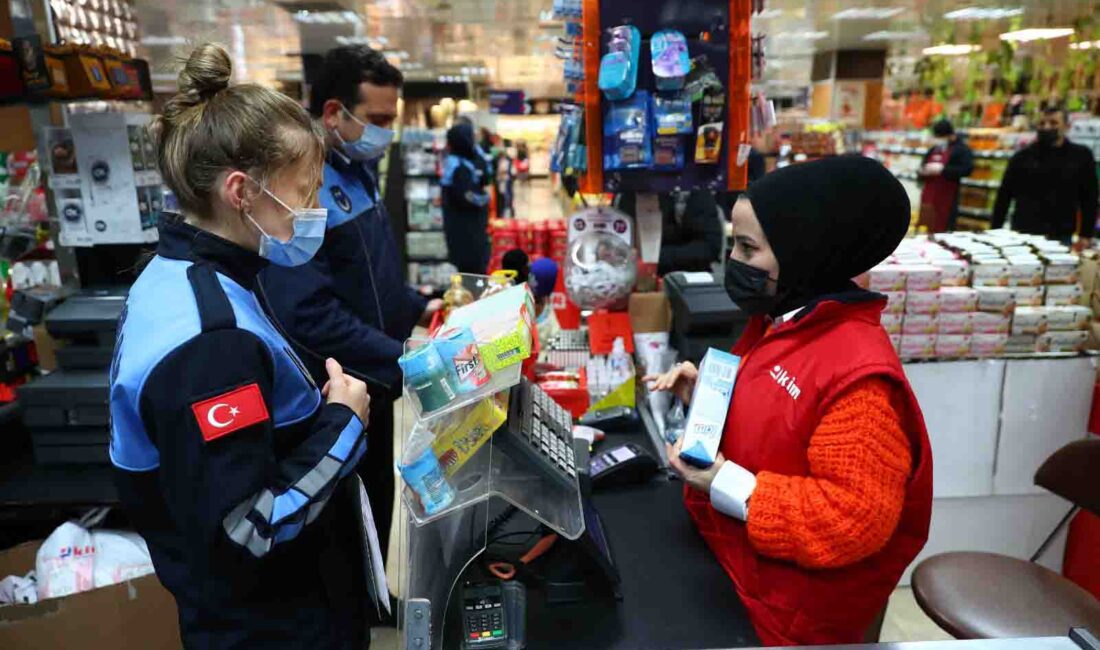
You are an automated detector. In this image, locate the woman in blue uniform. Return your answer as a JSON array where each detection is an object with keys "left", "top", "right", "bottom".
[
  {"left": 109, "top": 43, "right": 376, "bottom": 649},
  {"left": 441, "top": 121, "right": 491, "bottom": 274}
]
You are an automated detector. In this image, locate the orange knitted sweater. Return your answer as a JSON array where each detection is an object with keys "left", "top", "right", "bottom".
[{"left": 745, "top": 376, "right": 912, "bottom": 569}]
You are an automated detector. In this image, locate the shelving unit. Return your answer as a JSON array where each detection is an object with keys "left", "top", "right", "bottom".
[{"left": 400, "top": 129, "right": 455, "bottom": 293}]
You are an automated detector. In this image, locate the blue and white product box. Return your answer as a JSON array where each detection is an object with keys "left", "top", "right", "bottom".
[{"left": 679, "top": 349, "right": 741, "bottom": 468}]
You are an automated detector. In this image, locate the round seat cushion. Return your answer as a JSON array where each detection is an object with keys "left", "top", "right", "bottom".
[{"left": 913, "top": 551, "right": 1100, "bottom": 639}]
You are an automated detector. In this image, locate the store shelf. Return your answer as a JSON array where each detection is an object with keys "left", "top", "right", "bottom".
[
  {"left": 405, "top": 173, "right": 440, "bottom": 179},
  {"left": 879, "top": 145, "right": 926, "bottom": 155},
  {"left": 961, "top": 178, "right": 1001, "bottom": 189},
  {"left": 407, "top": 255, "right": 450, "bottom": 263},
  {"left": 408, "top": 226, "right": 445, "bottom": 233},
  {"left": 893, "top": 171, "right": 919, "bottom": 181},
  {"left": 958, "top": 206, "right": 993, "bottom": 218}
]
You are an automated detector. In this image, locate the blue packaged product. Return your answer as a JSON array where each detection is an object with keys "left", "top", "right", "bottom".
[
  {"left": 398, "top": 343, "right": 457, "bottom": 413},
  {"left": 399, "top": 446, "right": 456, "bottom": 516},
  {"left": 651, "top": 29, "right": 691, "bottom": 91},
  {"left": 680, "top": 348, "right": 741, "bottom": 468},
  {"left": 598, "top": 25, "right": 641, "bottom": 101},
  {"left": 603, "top": 91, "right": 652, "bottom": 171},
  {"left": 434, "top": 326, "right": 491, "bottom": 393}
]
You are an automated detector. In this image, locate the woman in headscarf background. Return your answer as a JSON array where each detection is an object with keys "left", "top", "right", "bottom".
[
  {"left": 442, "top": 121, "right": 491, "bottom": 274},
  {"left": 646, "top": 156, "right": 933, "bottom": 646}
]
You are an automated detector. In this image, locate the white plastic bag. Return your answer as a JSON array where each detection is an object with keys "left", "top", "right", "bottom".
[
  {"left": 0, "top": 571, "right": 38, "bottom": 605},
  {"left": 35, "top": 519, "right": 154, "bottom": 600}
]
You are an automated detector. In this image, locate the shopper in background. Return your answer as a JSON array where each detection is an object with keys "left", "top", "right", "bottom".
[
  {"left": 501, "top": 247, "right": 530, "bottom": 284},
  {"left": 918, "top": 119, "right": 974, "bottom": 232},
  {"left": 617, "top": 190, "right": 723, "bottom": 275},
  {"left": 992, "top": 106, "right": 1098, "bottom": 247},
  {"left": 647, "top": 156, "right": 932, "bottom": 646},
  {"left": 529, "top": 256, "right": 561, "bottom": 341},
  {"left": 497, "top": 139, "right": 516, "bottom": 217},
  {"left": 442, "top": 121, "right": 492, "bottom": 274},
  {"left": 515, "top": 140, "right": 531, "bottom": 184},
  {"left": 259, "top": 45, "right": 442, "bottom": 562},
  {"left": 110, "top": 43, "right": 377, "bottom": 648}
]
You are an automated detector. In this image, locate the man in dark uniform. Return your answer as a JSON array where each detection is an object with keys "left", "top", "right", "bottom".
[
  {"left": 992, "top": 106, "right": 1098, "bottom": 247},
  {"left": 259, "top": 46, "right": 441, "bottom": 559}
]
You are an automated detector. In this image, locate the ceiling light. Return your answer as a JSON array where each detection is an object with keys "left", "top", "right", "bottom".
[
  {"left": 772, "top": 31, "right": 828, "bottom": 40},
  {"left": 864, "top": 30, "right": 926, "bottom": 41},
  {"left": 1000, "top": 28, "right": 1074, "bottom": 42},
  {"left": 832, "top": 7, "right": 905, "bottom": 20},
  {"left": 945, "top": 7, "right": 1024, "bottom": 21},
  {"left": 1070, "top": 40, "right": 1100, "bottom": 50},
  {"left": 293, "top": 10, "right": 361, "bottom": 25},
  {"left": 140, "top": 35, "right": 187, "bottom": 46},
  {"left": 923, "top": 43, "right": 981, "bottom": 55}
]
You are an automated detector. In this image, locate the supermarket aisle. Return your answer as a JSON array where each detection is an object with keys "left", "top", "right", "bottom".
[{"left": 512, "top": 176, "right": 566, "bottom": 222}]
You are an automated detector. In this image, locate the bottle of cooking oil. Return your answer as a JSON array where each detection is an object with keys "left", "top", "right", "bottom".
[{"left": 442, "top": 274, "right": 474, "bottom": 318}]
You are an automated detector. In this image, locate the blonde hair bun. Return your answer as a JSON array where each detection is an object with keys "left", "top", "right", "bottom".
[{"left": 178, "top": 42, "right": 231, "bottom": 99}]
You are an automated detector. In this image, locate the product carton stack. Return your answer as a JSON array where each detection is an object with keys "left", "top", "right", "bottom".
[
  {"left": 858, "top": 231, "right": 1090, "bottom": 360},
  {"left": 1080, "top": 249, "right": 1100, "bottom": 346}
]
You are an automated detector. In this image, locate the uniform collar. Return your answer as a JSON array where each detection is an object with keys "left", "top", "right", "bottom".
[
  {"left": 326, "top": 149, "right": 379, "bottom": 197},
  {"left": 156, "top": 215, "right": 268, "bottom": 288}
]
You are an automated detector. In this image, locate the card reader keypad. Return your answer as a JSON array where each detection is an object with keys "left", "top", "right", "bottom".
[{"left": 464, "top": 593, "right": 505, "bottom": 643}]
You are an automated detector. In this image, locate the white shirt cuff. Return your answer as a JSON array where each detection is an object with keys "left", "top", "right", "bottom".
[{"left": 710, "top": 460, "right": 757, "bottom": 521}]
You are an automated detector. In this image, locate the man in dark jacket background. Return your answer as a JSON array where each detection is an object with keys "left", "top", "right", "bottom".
[
  {"left": 617, "top": 190, "right": 723, "bottom": 275},
  {"left": 992, "top": 106, "right": 1098, "bottom": 247}
]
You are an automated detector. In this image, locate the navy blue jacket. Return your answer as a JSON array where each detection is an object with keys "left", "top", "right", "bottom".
[
  {"left": 259, "top": 152, "right": 425, "bottom": 392},
  {"left": 110, "top": 219, "right": 373, "bottom": 649}
]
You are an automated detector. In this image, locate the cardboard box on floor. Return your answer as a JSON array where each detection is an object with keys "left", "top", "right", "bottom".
[
  {"left": 0, "top": 540, "right": 181, "bottom": 649},
  {"left": 629, "top": 292, "right": 671, "bottom": 333}
]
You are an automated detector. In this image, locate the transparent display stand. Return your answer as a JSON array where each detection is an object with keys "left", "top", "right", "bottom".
[{"left": 395, "top": 335, "right": 584, "bottom": 649}]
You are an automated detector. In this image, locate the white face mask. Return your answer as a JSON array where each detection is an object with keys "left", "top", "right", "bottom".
[{"left": 244, "top": 178, "right": 327, "bottom": 267}]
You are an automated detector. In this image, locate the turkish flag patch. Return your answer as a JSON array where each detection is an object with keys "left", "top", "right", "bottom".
[{"left": 191, "top": 383, "right": 270, "bottom": 442}]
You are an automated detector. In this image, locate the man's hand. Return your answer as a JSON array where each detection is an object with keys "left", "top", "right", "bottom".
[
  {"left": 666, "top": 435, "right": 725, "bottom": 494},
  {"left": 418, "top": 298, "right": 444, "bottom": 327}
]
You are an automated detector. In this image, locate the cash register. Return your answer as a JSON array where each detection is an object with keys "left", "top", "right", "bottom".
[{"left": 664, "top": 271, "right": 747, "bottom": 364}]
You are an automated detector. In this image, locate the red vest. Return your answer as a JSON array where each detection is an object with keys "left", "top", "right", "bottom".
[{"left": 684, "top": 297, "right": 933, "bottom": 646}]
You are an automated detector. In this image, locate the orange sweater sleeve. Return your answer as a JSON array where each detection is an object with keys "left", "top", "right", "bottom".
[{"left": 745, "top": 376, "right": 912, "bottom": 569}]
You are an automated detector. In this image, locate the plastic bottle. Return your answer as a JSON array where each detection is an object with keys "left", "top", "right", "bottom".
[
  {"left": 608, "top": 336, "right": 632, "bottom": 385},
  {"left": 442, "top": 274, "right": 474, "bottom": 318},
  {"left": 398, "top": 424, "right": 456, "bottom": 516},
  {"left": 664, "top": 399, "right": 686, "bottom": 445}
]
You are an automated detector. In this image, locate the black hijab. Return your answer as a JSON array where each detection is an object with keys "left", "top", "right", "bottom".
[
  {"left": 743, "top": 155, "right": 910, "bottom": 315},
  {"left": 447, "top": 122, "right": 478, "bottom": 161}
]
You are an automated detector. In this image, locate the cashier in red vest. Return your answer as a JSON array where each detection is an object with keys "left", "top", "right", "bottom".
[
  {"left": 918, "top": 119, "right": 974, "bottom": 232},
  {"left": 647, "top": 156, "right": 933, "bottom": 647}
]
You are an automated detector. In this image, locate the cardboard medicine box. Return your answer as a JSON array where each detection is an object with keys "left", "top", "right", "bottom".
[{"left": 679, "top": 348, "right": 741, "bottom": 468}]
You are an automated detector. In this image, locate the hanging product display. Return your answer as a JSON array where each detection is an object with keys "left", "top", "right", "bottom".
[
  {"left": 597, "top": 25, "right": 641, "bottom": 101},
  {"left": 652, "top": 94, "right": 692, "bottom": 171},
  {"left": 603, "top": 91, "right": 652, "bottom": 171},
  {"left": 651, "top": 29, "right": 690, "bottom": 91},
  {"left": 551, "top": 0, "right": 752, "bottom": 193},
  {"left": 47, "top": 112, "right": 162, "bottom": 247}
]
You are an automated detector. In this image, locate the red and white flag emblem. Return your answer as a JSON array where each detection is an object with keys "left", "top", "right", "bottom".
[{"left": 191, "top": 383, "right": 269, "bottom": 442}]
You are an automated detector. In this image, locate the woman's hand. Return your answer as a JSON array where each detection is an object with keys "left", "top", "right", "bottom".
[
  {"left": 643, "top": 361, "right": 699, "bottom": 406},
  {"left": 322, "top": 358, "right": 370, "bottom": 425},
  {"left": 666, "top": 435, "right": 726, "bottom": 494}
]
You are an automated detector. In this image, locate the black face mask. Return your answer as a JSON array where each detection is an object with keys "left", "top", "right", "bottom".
[
  {"left": 1036, "top": 129, "right": 1059, "bottom": 147},
  {"left": 724, "top": 258, "right": 778, "bottom": 315}
]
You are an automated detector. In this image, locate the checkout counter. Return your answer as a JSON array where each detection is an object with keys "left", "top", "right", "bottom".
[{"left": 392, "top": 285, "right": 1097, "bottom": 650}]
